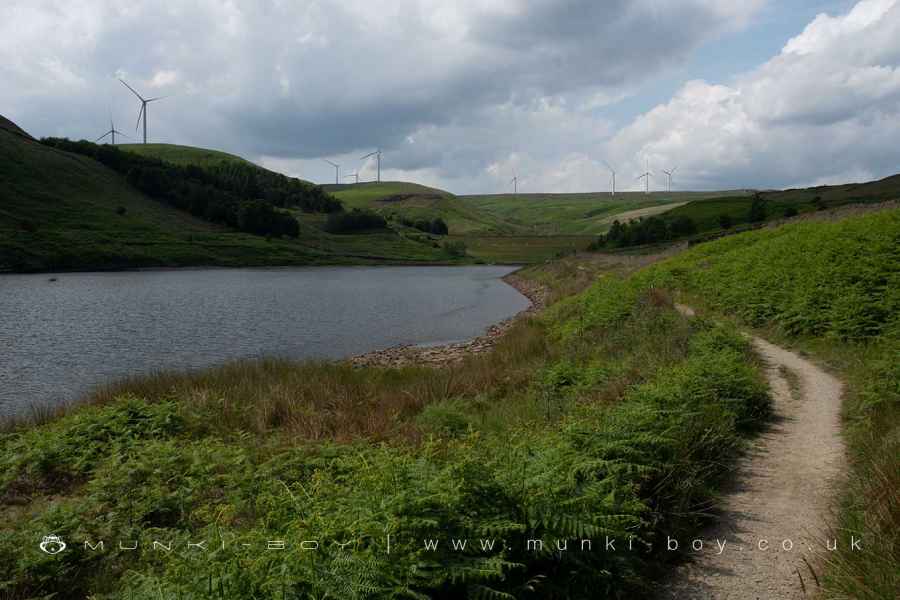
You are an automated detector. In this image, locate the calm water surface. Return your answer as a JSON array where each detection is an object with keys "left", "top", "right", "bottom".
[{"left": 0, "top": 266, "right": 528, "bottom": 417}]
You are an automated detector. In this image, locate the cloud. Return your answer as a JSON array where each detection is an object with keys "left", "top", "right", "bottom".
[
  {"left": 1, "top": 0, "right": 761, "bottom": 191},
  {"left": 608, "top": 0, "right": 900, "bottom": 190}
]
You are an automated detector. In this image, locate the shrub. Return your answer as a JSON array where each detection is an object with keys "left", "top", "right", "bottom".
[
  {"left": 323, "top": 209, "right": 388, "bottom": 234},
  {"left": 442, "top": 240, "right": 467, "bottom": 257}
]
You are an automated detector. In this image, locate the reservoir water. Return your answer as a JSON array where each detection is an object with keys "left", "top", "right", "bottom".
[{"left": 0, "top": 266, "right": 529, "bottom": 418}]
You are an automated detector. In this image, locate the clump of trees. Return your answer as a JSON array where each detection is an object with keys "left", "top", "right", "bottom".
[
  {"left": 590, "top": 215, "right": 697, "bottom": 249},
  {"left": 323, "top": 209, "right": 388, "bottom": 234},
  {"left": 40, "top": 138, "right": 343, "bottom": 238},
  {"left": 442, "top": 240, "right": 467, "bottom": 257},
  {"left": 393, "top": 215, "right": 449, "bottom": 235}
]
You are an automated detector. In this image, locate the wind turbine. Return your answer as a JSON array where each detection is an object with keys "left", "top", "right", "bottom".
[
  {"left": 119, "top": 79, "right": 168, "bottom": 144},
  {"left": 360, "top": 149, "right": 382, "bottom": 183},
  {"left": 95, "top": 117, "right": 129, "bottom": 145},
  {"left": 636, "top": 158, "right": 652, "bottom": 195},
  {"left": 323, "top": 159, "right": 340, "bottom": 185},
  {"left": 511, "top": 175, "right": 518, "bottom": 195},
  {"left": 344, "top": 172, "right": 360, "bottom": 184},
  {"left": 601, "top": 160, "right": 616, "bottom": 196},
  {"left": 662, "top": 167, "right": 678, "bottom": 193}
]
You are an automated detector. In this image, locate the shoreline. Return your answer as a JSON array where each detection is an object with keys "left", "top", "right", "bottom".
[{"left": 349, "top": 271, "right": 548, "bottom": 368}]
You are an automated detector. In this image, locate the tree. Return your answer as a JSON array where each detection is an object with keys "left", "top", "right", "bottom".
[
  {"left": 669, "top": 215, "right": 697, "bottom": 237},
  {"left": 748, "top": 195, "right": 767, "bottom": 222},
  {"left": 430, "top": 218, "right": 449, "bottom": 235},
  {"left": 718, "top": 214, "right": 733, "bottom": 229},
  {"left": 783, "top": 206, "right": 798, "bottom": 218}
]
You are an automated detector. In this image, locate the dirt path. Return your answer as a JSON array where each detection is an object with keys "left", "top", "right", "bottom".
[
  {"left": 661, "top": 305, "right": 846, "bottom": 599},
  {"left": 598, "top": 201, "right": 690, "bottom": 225}
]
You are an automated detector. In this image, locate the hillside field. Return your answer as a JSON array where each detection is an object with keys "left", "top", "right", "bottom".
[{"left": 461, "top": 190, "right": 752, "bottom": 235}]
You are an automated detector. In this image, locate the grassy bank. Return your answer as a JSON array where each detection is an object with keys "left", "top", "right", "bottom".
[
  {"left": 1, "top": 253, "right": 770, "bottom": 598},
  {"left": 637, "top": 208, "right": 900, "bottom": 598},
  {"left": 3, "top": 207, "right": 895, "bottom": 598}
]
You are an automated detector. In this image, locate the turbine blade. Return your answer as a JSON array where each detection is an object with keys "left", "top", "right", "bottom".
[
  {"left": 119, "top": 79, "right": 144, "bottom": 101},
  {"left": 95, "top": 131, "right": 111, "bottom": 142},
  {"left": 135, "top": 103, "right": 145, "bottom": 131},
  {"left": 146, "top": 95, "right": 169, "bottom": 102}
]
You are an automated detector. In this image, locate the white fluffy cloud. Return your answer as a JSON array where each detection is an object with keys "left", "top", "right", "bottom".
[
  {"left": 1, "top": 0, "right": 761, "bottom": 191},
  {"left": 5, "top": 1, "right": 896, "bottom": 193},
  {"left": 608, "top": 0, "right": 900, "bottom": 190}
]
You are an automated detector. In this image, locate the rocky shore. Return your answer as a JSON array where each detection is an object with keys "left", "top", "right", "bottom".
[{"left": 349, "top": 271, "right": 548, "bottom": 368}]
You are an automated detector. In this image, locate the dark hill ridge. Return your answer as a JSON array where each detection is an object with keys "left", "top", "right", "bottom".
[{"left": 0, "top": 114, "right": 33, "bottom": 139}]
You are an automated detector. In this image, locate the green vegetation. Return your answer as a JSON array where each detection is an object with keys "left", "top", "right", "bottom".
[
  {"left": 589, "top": 215, "right": 697, "bottom": 249},
  {"left": 323, "top": 209, "right": 388, "bottom": 234},
  {"left": 1, "top": 247, "right": 772, "bottom": 598},
  {"left": 42, "top": 138, "right": 340, "bottom": 236},
  {"left": 117, "top": 143, "right": 258, "bottom": 170},
  {"left": 4, "top": 203, "right": 896, "bottom": 597},
  {"left": 638, "top": 209, "right": 900, "bottom": 598},
  {"left": 327, "top": 182, "right": 522, "bottom": 236},
  {"left": 456, "top": 235, "right": 593, "bottom": 263},
  {"left": 461, "top": 192, "right": 748, "bottom": 235},
  {"left": 0, "top": 121, "right": 465, "bottom": 271},
  {"left": 660, "top": 176, "right": 900, "bottom": 237}
]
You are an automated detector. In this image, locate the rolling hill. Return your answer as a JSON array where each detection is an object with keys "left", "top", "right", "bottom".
[
  {"left": 0, "top": 118, "right": 456, "bottom": 271},
  {"left": 117, "top": 143, "right": 255, "bottom": 169},
  {"left": 460, "top": 191, "right": 752, "bottom": 235},
  {"left": 323, "top": 181, "right": 524, "bottom": 235},
  {"left": 661, "top": 175, "right": 900, "bottom": 233}
]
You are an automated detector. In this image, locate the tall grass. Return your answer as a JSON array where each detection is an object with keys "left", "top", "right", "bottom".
[{"left": 0, "top": 267, "right": 769, "bottom": 598}]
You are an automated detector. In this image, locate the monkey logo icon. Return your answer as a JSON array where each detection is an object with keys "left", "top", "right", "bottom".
[{"left": 39, "top": 534, "right": 67, "bottom": 555}]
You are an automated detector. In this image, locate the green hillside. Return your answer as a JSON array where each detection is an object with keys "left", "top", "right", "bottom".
[
  {"left": 118, "top": 143, "right": 254, "bottom": 169},
  {"left": 662, "top": 175, "right": 900, "bottom": 232},
  {"left": 0, "top": 120, "right": 457, "bottom": 271},
  {"left": 324, "top": 181, "right": 524, "bottom": 235},
  {"left": 461, "top": 190, "right": 751, "bottom": 235},
  {"left": 642, "top": 209, "right": 900, "bottom": 598}
]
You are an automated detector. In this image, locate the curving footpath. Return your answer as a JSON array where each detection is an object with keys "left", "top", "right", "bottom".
[{"left": 661, "top": 306, "right": 847, "bottom": 599}]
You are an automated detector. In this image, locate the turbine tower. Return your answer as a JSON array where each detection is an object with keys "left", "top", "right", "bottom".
[
  {"left": 511, "top": 175, "right": 518, "bottom": 195},
  {"left": 662, "top": 167, "right": 678, "bottom": 193},
  {"left": 360, "top": 149, "right": 382, "bottom": 183},
  {"left": 119, "top": 79, "right": 167, "bottom": 144},
  {"left": 344, "top": 172, "right": 360, "bottom": 184},
  {"left": 637, "top": 158, "right": 652, "bottom": 195},
  {"left": 95, "top": 118, "right": 129, "bottom": 145},
  {"left": 601, "top": 160, "right": 616, "bottom": 196},
  {"left": 323, "top": 159, "right": 340, "bottom": 185}
]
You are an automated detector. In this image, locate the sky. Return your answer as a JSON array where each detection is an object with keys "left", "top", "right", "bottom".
[{"left": 2, "top": 0, "right": 899, "bottom": 194}]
